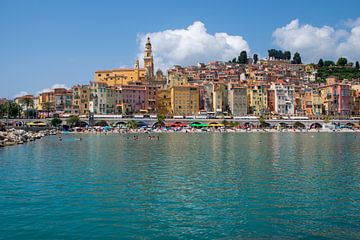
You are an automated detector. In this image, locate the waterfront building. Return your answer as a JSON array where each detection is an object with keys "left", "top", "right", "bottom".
[
  {"left": 201, "top": 83, "right": 214, "bottom": 113},
  {"left": 247, "top": 83, "right": 269, "bottom": 115},
  {"left": 38, "top": 90, "right": 55, "bottom": 117},
  {"left": 72, "top": 85, "right": 90, "bottom": 116},
  {"left": 350, "top": 85, "right": 360, "bottom": 115},
  {"left": 302, "top": 88, "right": 322, "bottom": 116},
  {"left": 89, "top": 82, "right": 121, "bottom": 114},
  {"left": 171, "top": 86, "right": 199, "bottom": 116},
  {"left": 119, "top": 83, "right": 148, "bottom": 114},
  {"left": 15, "top": 95, "right": 35, "bottom": 114},
  {"left": 212, "top": 83, "right": 228, "bottom": 113},
  {"left": 156, "top": 89, "right": 172, "bottom": 116},
  {"left": 53, "top": 88, "right": 73, "bottom": 114},
  {"left": 269, "top": 81, "right": 295, "bottom": 115},
  {"left": 319, "top": 77, "right": 352, "bottom": 116},
  {"left": 227, "top": 84, "right": 247, "bottom": 116}
]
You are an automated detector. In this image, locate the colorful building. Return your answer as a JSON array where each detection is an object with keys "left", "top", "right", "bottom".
[
  {"left": 269, "top": 81, "right": 295, "bottom": 115},
  {"left": 247, "top": 83, "right": 269, "bottom": 115},
  {"left": 171, "top": 86, "right": 199, "bottom": 116},
  {"left": 228, "top": 84, "right": 247, "bottom": 116},
  {"left": 156, "top": 89, "right": 172, "bottom": 116},
  {"left": 72, "top": 85, "right": 90, "bottom": 116},
  {"left": 319, "top": 77, "right": 351, "bottom": 116}
]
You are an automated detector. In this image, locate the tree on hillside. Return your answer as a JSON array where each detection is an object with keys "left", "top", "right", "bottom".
[
  {"left": 292, "top": 52, "right": 302, "bottom": 64},
  {"left": 253, "top": 54, "right": 258, "bottom": 64},
  {"left": 318, "top": 59, "right": 324, "bottom": 67},
  {"left": 284, "top": 51, "right": 291, "bottom": 61},
  {"left": 324, "top": 60, "right": 335, "bottom": 67},
  {"left": 238, "top": 51, "right": 248, "bottom": 64},
  {"left": 336, "top": 57, "right": 348, "bottom": 66},
  {"left": 355, "top": 61, "right": 359, "bottom": 70}
]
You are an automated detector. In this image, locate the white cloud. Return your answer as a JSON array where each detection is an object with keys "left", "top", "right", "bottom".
[
  {"left": 137, "top": 21, "right": 250, "bottom": 70},
  {"left": 14, "top": 91, "right": 30, "bottom": 98},
  {"left": 272, "top": 19, "right": 360, "bottom": 62},
  {"left": 37, "top": 84, "right": 68, "bottom": 95}
]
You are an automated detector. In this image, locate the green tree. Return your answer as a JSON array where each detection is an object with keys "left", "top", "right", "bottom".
[
  {"left": 232, "top": 58, "right": 237, "bottom": 63},
  {"left": 67, "top": 115, "right": 80, "bottom": 127},
  {"left": 156, "top": 113, "right": 166, "bottom": 127},
  {"left": 355, "top": 61, "right": 359, "bottom": 70},
  {"left": 253, "top": 54, "right": 258, "bottom": 64},
  {"left": 238, "top": 50, "right": 248, "bottom": 64},
  {"left": 336, "top": 57, "right": 348, "bottom": 66},
  {"left": 324, "top": 60, "right": 335, "bottom": 67},
  {"left": 127, "top": 120, "right": 138, "bottom": 129},
  {"left": 292, "top": 52, "right": 302, "bottom": 64},
  {"left": 258, "top": 115, "right": 266, "bottom": 128},
  {"left": 20, "top": 97, "right": 34, "bottom": 118},
  {"left": 318, "top": 59, "right": 324, "bottom": 67},
  {"left": 2, "top": 101, "right": 21, "bottom": 118},
  {"left": 284, "top": 51, "right": 291, "bottom": 61},
  {"left": 51, "top": 118, "right": 62, "bottom": 127}
]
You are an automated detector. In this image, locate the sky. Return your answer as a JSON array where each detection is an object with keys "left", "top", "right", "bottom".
[{"left": 1, "top": 0, "right": 360, "bottom": 98}]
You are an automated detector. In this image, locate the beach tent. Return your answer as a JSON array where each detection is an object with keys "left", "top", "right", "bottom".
[{"left": 191, "top": 122, "right": 208, "bottom": 128}]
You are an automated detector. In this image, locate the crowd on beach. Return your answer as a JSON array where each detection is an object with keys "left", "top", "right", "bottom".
[
  {"left": 67, "top": 125, "right": 360, "bottom": 134},
  {"left": 1, "top": 124, "right": 358, "bottom": 148}
]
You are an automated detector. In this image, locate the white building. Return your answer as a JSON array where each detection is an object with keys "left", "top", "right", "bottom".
[{"left": 270, "top": 82, "right": 295, "bottom": 115}]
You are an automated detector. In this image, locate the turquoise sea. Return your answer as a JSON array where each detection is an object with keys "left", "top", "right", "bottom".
[{"left": 0, "top": 133, "right": 359, "bottom": 239}]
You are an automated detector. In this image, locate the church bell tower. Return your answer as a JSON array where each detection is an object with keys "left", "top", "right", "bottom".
[{"left": 143, "top": 37, "right": 154, "bottom": 81}]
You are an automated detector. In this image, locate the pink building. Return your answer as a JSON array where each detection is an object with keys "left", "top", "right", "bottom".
[
  {"left": 319, "top": 77, "right": 351, "bottom": 115},
  {"left": 120, "top": 83, "right": 148, "bottom": 114}
]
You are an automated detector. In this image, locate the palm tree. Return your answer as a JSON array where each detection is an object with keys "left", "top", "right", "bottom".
[
  {"left": 155, "top": 113, "right": 166, "bottom": 127},
  {"left": 20, "top": 98, "right": 34, "bottom": 118},
  {"left": 259, "top": 115, "right": 266, "bottom": 128},
  {"left": 67, "top": 115, "right": 80, "bottom": 127},
  {"left": 127, "top": 120, "right": 138, "bottom": 129}
]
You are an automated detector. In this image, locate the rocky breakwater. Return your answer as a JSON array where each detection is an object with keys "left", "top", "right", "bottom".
[{"left": 0, "top": 129, "right": 58, "bottom": 147}]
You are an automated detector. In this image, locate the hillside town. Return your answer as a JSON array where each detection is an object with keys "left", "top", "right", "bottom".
[{"left": 2, "top": 37, "right": 360, "bottom": 120}]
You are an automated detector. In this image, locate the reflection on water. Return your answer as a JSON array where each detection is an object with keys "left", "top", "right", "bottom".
[{"left": 0, "top": 133, "right": 359, "bottom": 239}]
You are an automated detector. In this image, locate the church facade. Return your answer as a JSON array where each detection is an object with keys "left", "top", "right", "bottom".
[{"left": 94, "top": 37, "right": 155, "bottom": 86}]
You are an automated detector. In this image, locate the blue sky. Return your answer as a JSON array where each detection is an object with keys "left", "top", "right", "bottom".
[{"left": 1, "top": 0, "right": 360, "bottom": 98}]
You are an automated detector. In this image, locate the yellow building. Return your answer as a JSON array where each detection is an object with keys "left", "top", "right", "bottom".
[
  {"left": 168, "top": 72, "right": 188, "bottom": 87},
  {"left": 95, "top": 37, "right": 154, "bottom": 86},
  {"left": 157, "top": 89, "right": 172, "bottom": 116},
  {"left": 171, "top": 86, "right": 199, "bottom": 116},
  {"left": 38, "top": 91, "right": 54, "bottom": 112},
  {"left": 247, "top": 83, "right": 269, "bottom": 115},
  {"left": 72, "top": 85, "right": 90, "bottom": 116}
]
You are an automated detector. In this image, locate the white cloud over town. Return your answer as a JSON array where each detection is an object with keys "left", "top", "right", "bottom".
[
  {"left": 137, "top": 21, "right": 250, "bottom": 70},
  {"left": 272, "top": 18, "right": 360, "bottom": 63}
]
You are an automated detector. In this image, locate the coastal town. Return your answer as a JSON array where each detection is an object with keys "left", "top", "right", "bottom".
[{"left": 1, "top": 37, "right": 360, "bottom": 130}]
